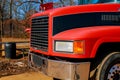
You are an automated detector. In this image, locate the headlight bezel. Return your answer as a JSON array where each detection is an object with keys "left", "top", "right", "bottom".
[
  {"left": 54, "top": 40, "right": 74, "bottom": 53},
  {"left": 54, "top": 40, "right": 85, "bottom": 54}
]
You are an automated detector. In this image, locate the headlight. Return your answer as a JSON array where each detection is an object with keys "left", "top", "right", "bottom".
[
  {"left": 54, "top": 40, "right": 84, "bottom": 54},
  {"left": 55, "top": 41, "right": 73, "bottom": 53}
]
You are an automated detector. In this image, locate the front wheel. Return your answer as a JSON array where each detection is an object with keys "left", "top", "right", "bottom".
[{"left": 96, "top": 52, "right": 120, "bottom": 80}]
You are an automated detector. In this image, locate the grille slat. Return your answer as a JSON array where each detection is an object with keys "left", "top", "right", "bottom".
[
  {"left": 32, "top": 26, "right": 48, "bottom": 28},
  {"left": 32, "top": 28, "right": 48, "bottom": 30},
  {"left": 31, "top": 34, "right": 48, "bottom": 38},
  {"left": 31, "top": 39, "right": 48, "bottom": 44},
  {"left": 31, "top": 37, "right": 48, "bottom": 41},
  {"left": 31, "top": 16, "right": 48, "bottom": 51},
  {"left": 32, "top": 22, "right": 48, "bottom": 25},
  {"left": 31, "top": 31, "right": 48, "bottom": 33},
  {"left": 31, "top": 42, "right": 48, "bottom": 46},
  {"left": 31, "top": 45, "right": 48, "bottom": 48}
]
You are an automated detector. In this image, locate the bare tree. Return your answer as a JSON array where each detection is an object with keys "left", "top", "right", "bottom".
[
  {"left": 10, "top": 0, "right": 13, "bottom": 37},
  {"left": 0, "top": 0, "right": 79, "bottom": 38},
  {"left": 0, "top": 0, "right": 6, "bottom": 38}
]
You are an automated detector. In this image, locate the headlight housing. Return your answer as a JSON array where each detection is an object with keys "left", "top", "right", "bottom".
[
  {"left": 54, "top": 41, "right": 73, "bottom": 53},
  {"left": 54, "top": 40, "right": 84, "bottom": 54}
]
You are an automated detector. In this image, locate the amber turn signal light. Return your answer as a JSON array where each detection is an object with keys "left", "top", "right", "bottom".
[{"left": 73, "top": 41, "right": 84, "bottom": 54}]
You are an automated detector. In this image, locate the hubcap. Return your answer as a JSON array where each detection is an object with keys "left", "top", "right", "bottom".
[{"left": 107, "top": 64, "right": 120, "bottom": 80}]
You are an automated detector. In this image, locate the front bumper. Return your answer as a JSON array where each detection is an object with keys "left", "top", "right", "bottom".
[{"left": 29, "top": 52, "right": 90, "bottom": 80}]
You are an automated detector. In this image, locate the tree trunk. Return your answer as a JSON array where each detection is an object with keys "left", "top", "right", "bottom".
[
  {"left": 0, "top": 0, "right": 5, "bottom": 38},
  {"left": 10, "top": 0, "right": 13, "bottom": 37}
]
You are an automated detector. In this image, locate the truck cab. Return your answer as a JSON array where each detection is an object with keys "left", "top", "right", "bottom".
[{"left": 29, "top": 0, "right": 120, "bottom": 80}]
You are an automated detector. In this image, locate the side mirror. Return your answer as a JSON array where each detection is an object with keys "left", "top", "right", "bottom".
[{"left": 25, "top": 28, "right": 31, "bottom": 34}]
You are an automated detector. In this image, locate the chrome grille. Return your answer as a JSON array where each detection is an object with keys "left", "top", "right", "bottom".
[{"left": 31, "top": 16, "right": 48, "bottom": 51}]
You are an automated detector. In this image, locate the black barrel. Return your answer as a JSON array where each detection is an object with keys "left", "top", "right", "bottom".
[{"left": 4, "top": 42, "right": 16, "bottom": 59}]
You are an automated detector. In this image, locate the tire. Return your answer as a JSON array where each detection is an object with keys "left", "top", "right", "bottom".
[{"left": 96, "top": 52, "right": 120, "bottom": 80}]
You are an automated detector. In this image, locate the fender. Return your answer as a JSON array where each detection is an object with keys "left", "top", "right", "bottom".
[
  {"left": 90, "top": 37, "right": 120, "bottom": 58},
  {"left": 53, "top": 26, "right": 120, "bottom": 58}
]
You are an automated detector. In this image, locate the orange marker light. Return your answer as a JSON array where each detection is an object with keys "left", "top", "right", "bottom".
[{"left": 74, "top": 41, "right": 84, "bottom": 54}]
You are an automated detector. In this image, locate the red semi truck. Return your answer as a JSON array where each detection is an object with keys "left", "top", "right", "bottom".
[{"left": 28, "top": 1, "right": 120, "bottom": 80}]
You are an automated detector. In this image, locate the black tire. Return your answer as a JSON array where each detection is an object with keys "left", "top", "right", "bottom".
[{"left": 96, "top": 52, "right": 120, "bottom": 80}]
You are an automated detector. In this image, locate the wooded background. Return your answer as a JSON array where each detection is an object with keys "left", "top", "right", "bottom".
[{"left": 0, "top": 0, "right": 84, "bottom": 38}]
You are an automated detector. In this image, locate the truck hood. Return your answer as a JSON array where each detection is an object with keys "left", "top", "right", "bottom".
[
  {"left": 31, "top": 3, "right": 120, "bottom": 18},
  {"left": 53, "top": 26, "right": 120, "bottom": 40}
]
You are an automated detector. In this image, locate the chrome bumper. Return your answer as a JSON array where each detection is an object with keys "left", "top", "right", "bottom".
[{"left": 29, "top": 53, "right": 90, "bottom": 80}]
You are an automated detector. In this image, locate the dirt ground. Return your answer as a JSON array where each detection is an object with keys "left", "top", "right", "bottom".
[
  {"left": 0, "top": 58, "right": 53, "bottom": 80},
  {"left": 0, "top": 72, "right": 52, "bottom": 80}
]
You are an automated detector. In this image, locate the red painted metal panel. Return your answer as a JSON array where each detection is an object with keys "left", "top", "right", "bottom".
[{"left": 52, "top": 26, "right": 120, "bottom": 58}]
